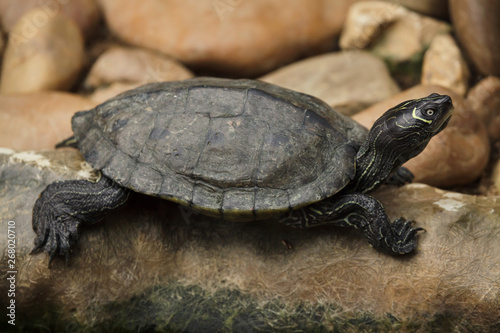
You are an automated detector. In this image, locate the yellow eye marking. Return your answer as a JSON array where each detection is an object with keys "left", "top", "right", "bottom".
[{"left": 412, "top": 107, "right": 432, "bottom": 124}]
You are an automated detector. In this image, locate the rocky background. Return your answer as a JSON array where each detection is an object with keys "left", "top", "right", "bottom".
[{"left": 0, "top": 0, "right": 499, "bottom": 332}]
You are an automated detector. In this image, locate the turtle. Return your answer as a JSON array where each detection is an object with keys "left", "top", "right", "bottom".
[{"left": 31, "top": 77, "right": 454, "bottom": 264}]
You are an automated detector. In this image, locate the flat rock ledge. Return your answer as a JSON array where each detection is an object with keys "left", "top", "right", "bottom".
[{"left": 1, "top": 149, "right": 499, "bottom": 332}]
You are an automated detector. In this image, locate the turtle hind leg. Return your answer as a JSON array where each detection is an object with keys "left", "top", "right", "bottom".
[
  {"left": 31, "top": 176, "right": 129, "bottom": 266},
  {"left": 279, "top": 193, "right": 422, "bottom": 255}
]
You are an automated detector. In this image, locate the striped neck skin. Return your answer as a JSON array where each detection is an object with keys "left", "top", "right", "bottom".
[
  {"left": 350, "top": 121, "right": 430, "bottom": 194},
  {"left": 348, "top": 93, "right": 454, "bottom": 193}
]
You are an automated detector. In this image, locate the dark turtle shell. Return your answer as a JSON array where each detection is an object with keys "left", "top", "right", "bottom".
[{"left": 72, "top": 78, "right": 368, "bottom": 220}]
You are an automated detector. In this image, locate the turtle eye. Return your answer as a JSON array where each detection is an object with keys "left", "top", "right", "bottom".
[{"left": 425, "top": 109, "right": 435, "bottom": 116}]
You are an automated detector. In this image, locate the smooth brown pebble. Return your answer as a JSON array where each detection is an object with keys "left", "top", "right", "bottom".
[
  {"left": 98, "top": 0, "right": 361, "bottom": 76},
  {"left": 0, "top": 92, "right": 96, "bottom": 150},
  {"left": 0, "top": 27, "right": 4, "bottom": 56},
  {"left": 0, "top": 0, "right": 100, "bottom": 39},
  {"left": 85, "top": 46, "right": 194, "bottom": 89},
  {"left": 492, "top": 159, "right": 500, "bottom": 193},
  {"left": 0, "top": 9, "right": 85, "bottom": 93},
  {"left": 380, "top": 0, "right": 449, "bottom": 18},
  {"left": 421, "top": 34, "right": 470, "bottom": 96},
  {"left": 450, "top": 0, "right": 500, "bottom": 76},
  {"left": 353, "top": 85, "right": 489, "bottom": 187},
  {"left": 467, "top": 76, "right": 500, "bottom": 141},
  {"left": 261, "top": 51, "right": 400, "bottom": 115},
  {"left": 340, "top": 1, "right": 450, "bottom": 62},
  {"left": 89, "top": 82, "right": 142, "bottom": 104}
]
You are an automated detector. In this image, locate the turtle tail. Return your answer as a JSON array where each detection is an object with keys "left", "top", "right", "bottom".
[
  {"left": 55, "top": 109, "right": 95, "bottom": 149},
  {"left": 55, "top": 136, "right": 78, "bottom": 149}
]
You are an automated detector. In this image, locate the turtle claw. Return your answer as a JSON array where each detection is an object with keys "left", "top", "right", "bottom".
[
  {"left": 31, "top": 205, "right": 81, "bottom": 267},
  {"left": 392, "top": 217, "right": 414, "bottom": 234},
  {"left": 389, "top": 217, "right": 422, "bottom": 255},
  {"left": 30, "top": 227, "right": 48, "bottom": 255}
]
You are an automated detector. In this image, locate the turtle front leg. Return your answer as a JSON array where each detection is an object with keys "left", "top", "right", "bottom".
[
  {"left": 279, "top": 194, "right": 422, "bottom": 255},
  {"left": 31, "top": 175, "right": 129, "bottom": 265}
]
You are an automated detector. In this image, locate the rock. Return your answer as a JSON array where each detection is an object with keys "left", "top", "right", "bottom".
[
  {"left": 0, "top": 92, "right": 96, "bottom": 150},
  {"left": 421, "top": 34, "right": 470, "bottom": 96},
  {"left": 493, "top": 161, "right": 500, "bottom": 193},
  {"left": 450, "top": 0, "right": 500, "bottom": 77},
  {"left": 493, "top": 158, "right": 500, "bottom": 193},
  {"left": 353, "top": 85, "right": 489, "bottom": 187},
  {"left": 467, "top": 76, "right": 500, "bottom": 141},
  {"left": 0, "top": 0, "right": 100, "bottom": 39},
  {"left": 1, "top": 149, "right": 499, "bottom": 331},
  {"left": 85, "top": 46, "right": 194, "bottom": 89},
  {"left": 260, "top": 51, "right": 400, "bottom": 115},
  {"left": 89, "top": 82, "right": 141, "bottom": 104},
  {"left": 0, "top": 27, "right": 4, "bottom": 56},
  {"left": 340, "top": 1, "right": 450, "bottom": 62},
  {"left": 380, "top": 0, "right": 449, "bottom": 18},
  {"left": 97, "top": 0, "right": 360, "bottom": 76},
  {"left": 0, "top": 9, "right": 85, "bottom": 93}
]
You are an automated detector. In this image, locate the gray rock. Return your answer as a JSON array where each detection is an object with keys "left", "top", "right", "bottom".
[
  {"left": 0, "top": 149, "right": 97, "bottom": 253},
  {"left": 1, "top": 149, "right": 499, "bottom": 331}
]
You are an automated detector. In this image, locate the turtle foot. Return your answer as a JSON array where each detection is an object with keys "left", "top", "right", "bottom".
[
  {"left": 31, "top": 181, "right": 84, "bottom": 267},
  {"left": 30, "top": 177, "right": 129, "bottom": 267},
  {"left": 387, "top": 217, "right": 424, "bottom": 255},
  {"left": 31, "top": 211, "right": 80, "bottom": 267}
]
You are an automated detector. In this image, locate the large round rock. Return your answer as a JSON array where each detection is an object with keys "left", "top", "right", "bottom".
[{"left": 73, "top": 78, "right": 367, "bottom": 220}]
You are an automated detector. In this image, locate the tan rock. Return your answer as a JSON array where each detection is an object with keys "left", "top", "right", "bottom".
[
  {"left": 380, "top": 0, "right": 449, "bottom": 18},
  {"left": 0, "top": 9, "right": 85, "bottom": 93},
  {"left": 0, "top": 92, "right": 96, "bottom": 150},
  {"left": 493, "top": 160, "right": 500, "bottom": 193},
  {"left": 97, "top": 0, "right": 361, "bottom": 76},
  {"left": 0, "top": 0, "right": 100, "bottom": 39},
  {"left": 89, "top": 82, "right": 141, "bottom": 104},
  {"left": 85, "top": 46, "right": 194, "bottom": 89},
  {"left": 353, "top": 85, "right": 489, "bottom": 187},
  {"left": 467, "top": 76, "right": 500, "bottom": 141},
  {"left": 0, "top": 27, "right": 4, "bottom": 56},
  {"left": 340, "top": 1, "right": 450, "bottom": 62},
  {"left": 260, "top": 51, "right": 400, "bottom": 115},
  {"left": 421, "top": 34, "right": 470, "bottom": 96},
  {"left": 450, "top": 0, "right": 500, "bottom": 76}
]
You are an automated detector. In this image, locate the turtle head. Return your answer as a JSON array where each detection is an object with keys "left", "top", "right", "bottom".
[
  {"left": 353, "top": 93, "right": 453, "bottom": 193},
  {"left": 379, "top": 93, "right": 454, "bottom": 140}
]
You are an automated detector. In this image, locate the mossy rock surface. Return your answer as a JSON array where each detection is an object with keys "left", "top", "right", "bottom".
[{"left": 1, "top": 149, "right": 499, "bottom": 332}]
